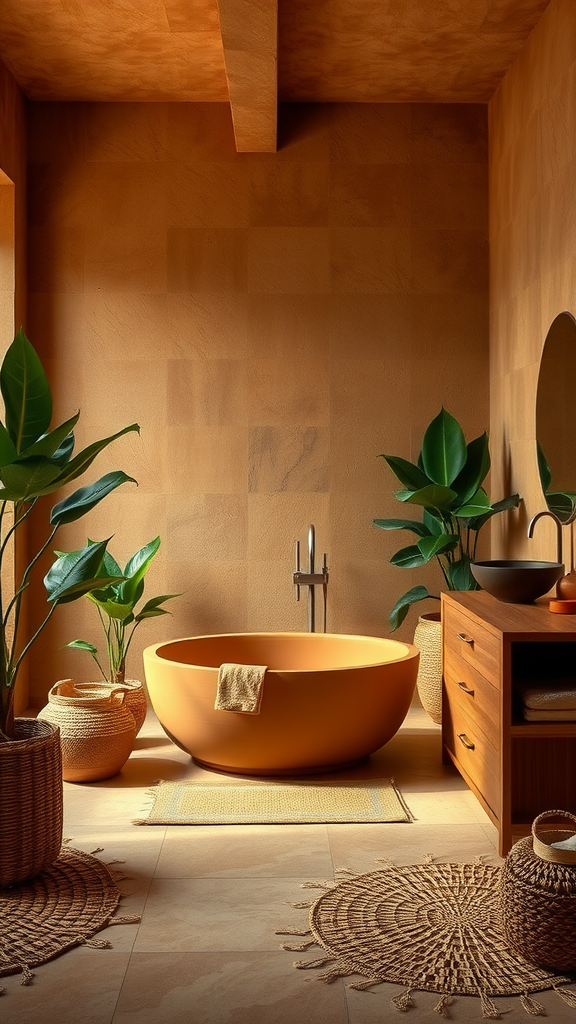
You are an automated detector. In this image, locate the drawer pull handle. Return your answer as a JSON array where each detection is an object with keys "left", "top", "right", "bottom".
[
  {"left": 457, "top": 681, "right": 475, "bottom": 696},
  {"left": 457, "top": 733, "right": 475, "bottom": 750},
  {"left": 457, "top": 632, "right": 475, "bottom": 645}
]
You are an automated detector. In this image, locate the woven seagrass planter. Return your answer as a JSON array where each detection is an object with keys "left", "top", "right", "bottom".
[
  {"left": 413, "top": 611, "right": 442, "bottom": 724},
  {"left": 38, "top": 680, "right": 137, "bottom": 783},
  {"left": 500, "top": 811, "right": 576, "bottom": 972},
  {"left": 0, "top": 718, "right": 63, "bottom": 888},
  {"left": 80, "top": 678, "right": 147, "bottom": 735}
]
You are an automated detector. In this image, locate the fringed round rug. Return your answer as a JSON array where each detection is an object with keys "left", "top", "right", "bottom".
[
  {"left": 278, "top": 859, "right": 576, "bottom": 1019},
  {"left": 0, "top": 845, "right": 140, "bottom": 988}
]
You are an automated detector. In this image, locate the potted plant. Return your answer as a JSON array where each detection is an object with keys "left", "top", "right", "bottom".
[
  {"left": 56, "top": 535, "right": 179, "bottom": 733},
  {"left": 0, "top": 329, "right": 139, "bottom": 886},
  {"left": 373, "top": 408, "right": 520, "bottom": 721}
]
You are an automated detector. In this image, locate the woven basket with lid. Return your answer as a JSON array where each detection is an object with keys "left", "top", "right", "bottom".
[{"left": 500, "top": 810, "right": 576, "bottom": 971}]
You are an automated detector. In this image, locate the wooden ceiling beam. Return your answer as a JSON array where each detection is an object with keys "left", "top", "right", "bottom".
[{"left": 217, "top": 0, "right": 277, "bottom": 152}]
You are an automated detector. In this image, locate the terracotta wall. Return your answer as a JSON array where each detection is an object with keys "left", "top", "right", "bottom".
[
  {"left": 0, "top": 57, "right": 26, "bottom": 712},
  {"left": 489, "top": 0, "right": 576, "bottom": 563},
  {"left": 25, "top": 101, "right": 489, "bottom": 705},
  {"left": 0, "top": 56, "right": 26, "bottom": 329}
]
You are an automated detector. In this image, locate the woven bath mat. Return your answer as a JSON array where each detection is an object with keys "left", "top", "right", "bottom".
[
  {"left": 0, "top": 845, "right": 140, "bottom": 985},
  {"left": 135, "top": 778, "right": 412, "bottom": 825},
  {"left": 278, "top": 859, "right": 576, "bottom": 1018}
]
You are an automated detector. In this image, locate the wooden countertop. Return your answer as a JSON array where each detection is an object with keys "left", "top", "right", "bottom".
[{"left": 442, "top": 590, "right": 576, "bottom": 639}]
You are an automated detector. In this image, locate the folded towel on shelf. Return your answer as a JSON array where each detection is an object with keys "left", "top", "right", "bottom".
[
  {"left": 215, "top": 663, "right": 268, "bottom": 714},
  {"left": 522, "top": 684, "right": 576, "bottom": 711},
  {"left": 523, "top": 707, "right": 576, "bottom": 721}
]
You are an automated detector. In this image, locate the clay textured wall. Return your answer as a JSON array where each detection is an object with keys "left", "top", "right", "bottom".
[
  {"left": 26, "top": 101, "right": 488, "bottom": 704},
  {"left": 489, "top": 0, "right": 576, "bottom": 563}
]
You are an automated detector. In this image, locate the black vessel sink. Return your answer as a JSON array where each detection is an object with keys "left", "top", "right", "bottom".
[{"left": 470, "top": 560, "right": 564, "bottom": 603}]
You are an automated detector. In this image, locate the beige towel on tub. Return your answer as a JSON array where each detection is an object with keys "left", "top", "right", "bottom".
[{"left": 215, "top": 663, "right": 268, "bottom": 714}]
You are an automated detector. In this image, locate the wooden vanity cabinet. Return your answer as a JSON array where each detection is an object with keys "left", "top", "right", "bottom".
[{"left": 441, "top": 590, "right": 576, "bottom": 855}]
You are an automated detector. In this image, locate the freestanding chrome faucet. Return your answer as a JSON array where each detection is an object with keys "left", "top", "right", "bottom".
[
  {"left": 527, "top": 509, "right": 564, "bottom": 564},
  {"left": 293, "top": 525, "right": 329, "bottom": 632}
]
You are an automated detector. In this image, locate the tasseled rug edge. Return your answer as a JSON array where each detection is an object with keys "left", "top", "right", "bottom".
[
  {"left": 0, "top": 842, "right": 141, "bottom": 992},
  {"left": 277, "top": 866, "right": 576, "bottom": 1019}
]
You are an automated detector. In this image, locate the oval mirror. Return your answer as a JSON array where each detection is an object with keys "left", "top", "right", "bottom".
[{"left": 536, "top": 310, "right": 576, "bottom": 523}]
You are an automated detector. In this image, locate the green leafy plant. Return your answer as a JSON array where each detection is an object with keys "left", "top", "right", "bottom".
[
  {"left": 62, "top": 536, "right": 179, "bottom": 683},
  {"left": 374, "top": 408, "right": 520, "bottom": 630},
  {"left": 0, "top": 329, "right": 139, "bottom": 740}
]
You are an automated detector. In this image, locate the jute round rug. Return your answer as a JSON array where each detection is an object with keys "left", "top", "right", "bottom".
[
  {"left": 0, "top": 845, "right": 140, "bottom": 988},
  {"left": 278, "top": 859, "right": 576, "bottom": 1018}
]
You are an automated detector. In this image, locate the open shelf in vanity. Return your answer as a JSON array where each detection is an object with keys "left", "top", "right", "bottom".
[{"left": 441, "top": 590, "right": 576, "bottom": 855}]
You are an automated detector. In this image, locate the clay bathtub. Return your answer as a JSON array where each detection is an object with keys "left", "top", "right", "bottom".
[{"left": 143, "top": 632, "right": 419, "bottom": 775}]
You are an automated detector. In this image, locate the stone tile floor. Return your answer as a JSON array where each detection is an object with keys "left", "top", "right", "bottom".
[{"left": 2, "top": 706, "right": 574, "bottom": 1022}]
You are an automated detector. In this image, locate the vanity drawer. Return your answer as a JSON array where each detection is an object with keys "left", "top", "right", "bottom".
[
  {"left": 443, "top": 647, "right": 500, "bottom": 745},
  {"left": 443, "top": 603, "right": 500, "bottom": 683},
  {"left": 443, "top": 700, "right": 500, "bottom": 817}
]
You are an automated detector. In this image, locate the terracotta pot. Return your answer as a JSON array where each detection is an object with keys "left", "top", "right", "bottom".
[
  {"left": 38, "top": 680, "right": 137, "bottom": 782},
  {"left": 413, "top": 611, "right": 442, "bottom": 724},
  {"left": 0, "top": 717, "right": 63, "bottom": 886}
]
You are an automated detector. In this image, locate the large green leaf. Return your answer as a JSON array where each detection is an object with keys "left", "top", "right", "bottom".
[
  {"left": 537, "top": 440, "right": 552, "bottom": 495},
  {"left": 546, "top": 491, "right": 576, "bottom": 523},
  {"left": 52, "top": 431, "right": 75, "bottom": 466},
  {"left": 18, "top": 413, "right": 79, "bottom": 461},
  {"left": 454, "top": 487, "right": 492, "bottom": 519},
  {"left": 417, "top": 534, "right": 459, "bottom": 560},
  {"left": 423, "top": 508, "right": 444, "bottom": 536},
  {"left": 0, "top": 422, "right": 17, "bottom": 468},
  {"left": 379, "top": 455, "right": 430, "bottom": 490},
  {"left": 373, "top": 518, "right": 432, "bottom": 537},
  {"left": 396, "top": 483, "right": 457, "bottom": 511},
  {"left": 55, "top": 540, "right": 124, "bottom": 583},
  {"left": 86, "top": 591, "right": 134, "bottom": 620},
  {"left": 389, "top": 585, "right": 438, "bottom": 631},
  {"left": 117, "top": 536, "right": 160, "bottom": 605},
  {"left": 421, "top": 408, "right": 467, "bottom": 486},
  {"left": 41, "top": 423, "right": 140, "bottom": 494},
  {"left": 135, "top": 594, "right": 180, "bottom": 622},
  {"left": 50, "top": 470, "right": 137, "bottom": 525},
  {"left": 1, "top": 329, "right": 53, "bottom": 453},
  {"left": 451, "top": 432, "right": 490, "bottom": 506},
  {"left": 66, "top": 639, "right": 98, "bottom": 655},
  {"left": 390, "top": 544, "right": 429, "bottom": 569},
  {"left": 466, "top": 492, "right": 520, "bottom": 531},
  {"left": 0, "top": 457, "right": 64, "bottom": 501},
  {"left": 44, "top": 539, "right": 124, "bottom": 604},
  {"left": 446, "top": 556, "right": 477, "bottom": 590}
]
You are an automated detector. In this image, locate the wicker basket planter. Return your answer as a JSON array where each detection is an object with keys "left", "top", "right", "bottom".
[
  {"left": 0, "top": 718, "right": 63, "bottom": 888},
  {"left": 500, "top": 811, "right": 576, "bottom": 971},
  {"left": 38, "top": 680, "right": 137, "bottom": 783},
  {"left": 413, "top": 611, "right": 442, "bottom": 724}
]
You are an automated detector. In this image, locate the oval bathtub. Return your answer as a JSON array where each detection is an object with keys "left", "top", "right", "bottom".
[
  {"left": 143, "top": 632, "right": 419, "bottom": 775},
  {"left": 143, "top": 630, "right": 416, "bottom": 774}
]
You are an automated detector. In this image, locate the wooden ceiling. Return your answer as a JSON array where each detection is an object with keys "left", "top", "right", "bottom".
[{"left": 0, "top": 0, "right": 552, "bottom": 152}]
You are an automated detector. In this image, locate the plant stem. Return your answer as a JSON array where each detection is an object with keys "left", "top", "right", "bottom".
[{"left": 11, "top": 601, "right": 58, "bottom": 688}]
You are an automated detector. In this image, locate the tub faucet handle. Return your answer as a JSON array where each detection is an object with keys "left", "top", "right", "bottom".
[{"left": 294, "top": 540, "right": 301, "bottom": 602}]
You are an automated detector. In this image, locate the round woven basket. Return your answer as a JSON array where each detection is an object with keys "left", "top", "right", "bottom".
[
  {"left": 38, "top": 680, "right": 137, "bottom": 783},
  {"left": 0, "top": 718, "right": 63, "bottom": 887},
  {"left": 500, "top": 811, "right": 576, "bottom": 971},
  {"left": 413, "top": 611, "right": 442, "bottom": 724},
  {"left": 77, "top": 679, "right": 147, "bottom": 735}
]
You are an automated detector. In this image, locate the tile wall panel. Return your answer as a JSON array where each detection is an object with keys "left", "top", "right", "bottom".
[
  {"left": 25, "top": 100, "right": 489, "bottom": 706},
  {"left": 489, "top": 0, "right": 576, "bottom": 562}
]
